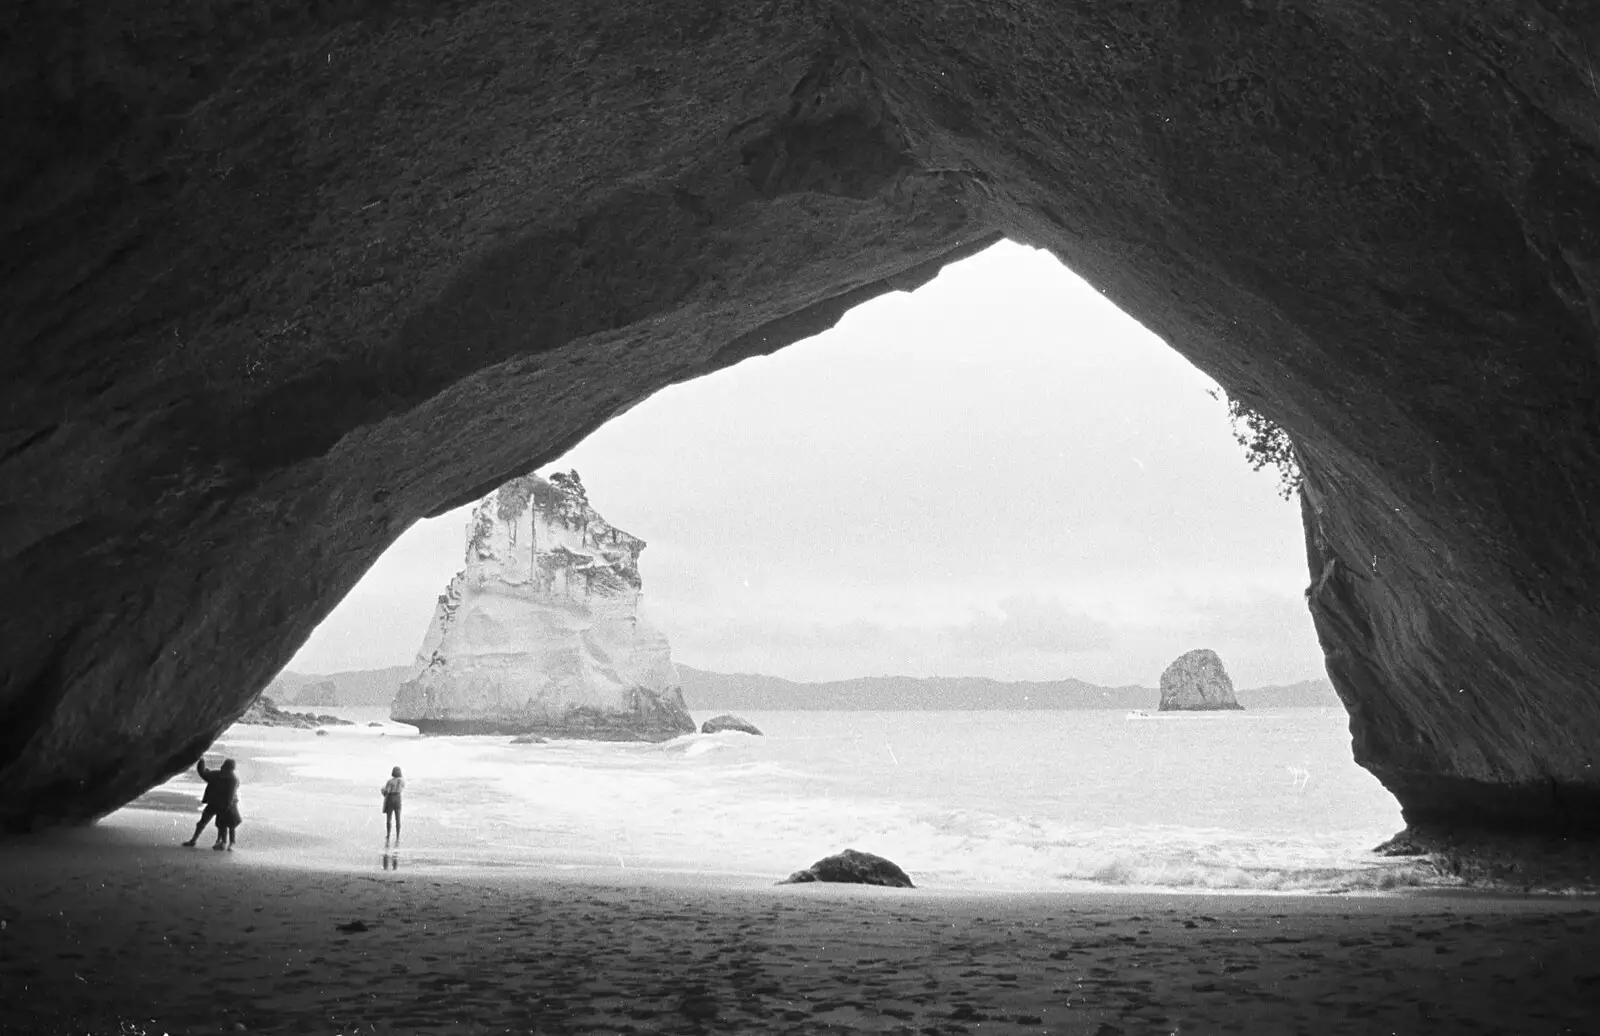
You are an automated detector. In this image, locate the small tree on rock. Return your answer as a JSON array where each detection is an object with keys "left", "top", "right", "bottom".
[
  {"left": 1209, "top": 389, "right": 1302, "bottom": 500},
  {"left": 548, "top": 469, "right": 586, "bottom": 501}
]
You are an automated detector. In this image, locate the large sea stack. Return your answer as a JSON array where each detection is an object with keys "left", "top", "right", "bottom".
[
  {"left": 390, "top": 473, "right": 695, "bottom": 740},
  {"left": 1158, "top": 649, "right": 1244, "bottom": 712}
]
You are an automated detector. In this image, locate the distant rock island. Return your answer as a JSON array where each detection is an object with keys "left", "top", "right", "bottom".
[
  {"left": 290, "top": 679, "right": 340, "bottom": 707},
  {"left": 237, "top": 697, "right": 352, "bottom": 729},
  {"left": 1158, "top": 649, "right": 1245, "bottom": 711},
  {"left": 265, "top": 666, "right": 413, "bottom": 708},
  {"left": 390, "top": 471, "right": 695, "bottom": 740}
]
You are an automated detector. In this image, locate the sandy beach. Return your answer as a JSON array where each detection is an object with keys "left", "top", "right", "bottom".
[{"left": 2, "top": 810, "right": 1597, "bottom": 1036}]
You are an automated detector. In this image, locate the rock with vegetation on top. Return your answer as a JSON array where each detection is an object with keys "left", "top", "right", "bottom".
[
  {"left": 1158, "top": 649, "right": 1244, "bottom": 712},
  {"left": 778, "top": 849, "right": 915, "bottom": 888},
  {"left": 700, "top": 714, "right": 762, "bottom": 736},
  {"left": 391, "top": 472, "right": 695, "bottom": 741},
  {"left": 236, "top": 697, "right": 352, "bottom": 729}
]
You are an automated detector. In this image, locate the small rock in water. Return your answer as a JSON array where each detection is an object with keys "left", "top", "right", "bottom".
[
  {"left": 314, "top": 728, "right": 329, "bottom": 736},
  {"left": 510, "top": 734, "right": 548, "bottom": 744},
  {"left": 700, "top": 713, "right": 762, "bottom": 735},
  {"left": 367, "top": 722, "right": 383, "bottom": 727},
  {"left": 778, "top": 848, "right": 914, "bottom": 888}
]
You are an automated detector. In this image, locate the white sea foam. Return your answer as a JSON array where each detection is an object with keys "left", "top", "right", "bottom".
[{"left": 151, "top": 706, "right": 1428, "bottom": 893}]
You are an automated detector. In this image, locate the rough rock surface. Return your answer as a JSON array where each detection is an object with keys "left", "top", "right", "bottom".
[
  {"left": 701, "top": 714, "right": 764, "bottom": 736},
  {"left": 779, "top": 849, "right": 915, "bottom": 888},
  {"left": 235, "top": 698, "right": 351, "bottom": 730},
  {"left": 1158, "top": 650, "right": 1244, "bottom": 712},
  {"left": 390, "top": 473, "right": 694, "bottom": 740},
  {"left": 5, "top": 3, "right": 1600, "bottom": 840}
]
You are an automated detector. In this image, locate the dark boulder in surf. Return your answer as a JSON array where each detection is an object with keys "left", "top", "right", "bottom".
[
  {"left": 700, "top": 714, "right": 762, "bottom": 736},
  {"left": 778, "top": 849, "right": 914, "bottom": 888}
]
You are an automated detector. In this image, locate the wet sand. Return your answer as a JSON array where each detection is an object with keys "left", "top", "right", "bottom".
[{"left": 3, "top": 811, "right": 1599, "bottom": 1035}]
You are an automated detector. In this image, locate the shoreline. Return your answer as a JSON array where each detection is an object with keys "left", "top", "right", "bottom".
[
  {"left": 166, "top": 713, "right": 1426, "bottom": 898},
  {"left": 6, "top": 813, "right": 1600, "bottom": 1035},
  {"left": 91, "top": 808, "right": 1600, "bottom": 905},
  {"left": 116, "top": 799, "right": 1453, "bottom": 900}
]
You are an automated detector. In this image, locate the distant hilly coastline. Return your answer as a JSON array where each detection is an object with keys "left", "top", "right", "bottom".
[
  {"left": 266, "top": 666, "right": 413, "bottom": 707},
  {"left": 266, "top": 664, "right": 1340, "bottom": 712},
  {"left": 676, "top": 667, "right": 1341, "bottom": 712}
]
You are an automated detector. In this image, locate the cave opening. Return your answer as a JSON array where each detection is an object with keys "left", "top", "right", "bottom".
[
  {"left": 259, "top": 240, "right": 1406, "bottom": 893},
  {"left": 293, "top": 241, "right": 1320, "bottom": 686}
]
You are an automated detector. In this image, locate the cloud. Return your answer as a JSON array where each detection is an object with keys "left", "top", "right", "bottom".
[
  {"left": 659, "top": 586, "right": 1328, "bottom": 687},
  {"left": 673, "top": 595, "right": 1109, "bottom": 656},
  {"left": 1106, "top": 588, "right": 1324, "bottom": 687},
  {"left": 949, "top": 594, "right": 1114, "bottom": 655}
]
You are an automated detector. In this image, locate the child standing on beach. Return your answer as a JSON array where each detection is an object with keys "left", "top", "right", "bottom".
[{"left": 382, "top": 766, "right": 405, "bottom": 845}]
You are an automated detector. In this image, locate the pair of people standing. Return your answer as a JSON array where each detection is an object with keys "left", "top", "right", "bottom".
[{"left": 183, "top": 757, "right": 241, "bottom": 850}]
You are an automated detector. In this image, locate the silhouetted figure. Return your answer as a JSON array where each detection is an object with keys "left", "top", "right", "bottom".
[
  {"left": 382, "top": 766, "right": 405, "bottom": 845},
  {"left": 214, "top": 760, "right": 242, "bottom": 850},
  {"left": 182, "top": 757, "right": 239, "bottom": 848}
]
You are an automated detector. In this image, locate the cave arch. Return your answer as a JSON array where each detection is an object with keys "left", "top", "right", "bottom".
[{"left": 4, "top": 2, "right": 1600, "bottom": 841}]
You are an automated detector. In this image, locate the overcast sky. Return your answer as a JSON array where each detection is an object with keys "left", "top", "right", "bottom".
[{"left": 288, "top": 241, "right": 1326, "bottom": 688}]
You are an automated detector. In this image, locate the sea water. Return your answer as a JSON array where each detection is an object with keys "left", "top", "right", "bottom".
[{"left": 136, "top": 707, "right": 1432, "bottom": 894}]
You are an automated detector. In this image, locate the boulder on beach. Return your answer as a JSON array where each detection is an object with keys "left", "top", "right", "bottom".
[
  {"left": 1158, "top": 649, "right": 1244, "bottom": 712},
  {"left": 778, "top": 849, "right": 915, "bottom": 888},
  {"left": 700, "top": 714, "right": 762, "bottom": 736}
]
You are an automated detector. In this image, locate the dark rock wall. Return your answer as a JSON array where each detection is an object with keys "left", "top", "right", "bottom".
[{"left": 4, "top": 1, "right": 1600, "bottom": 835}]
